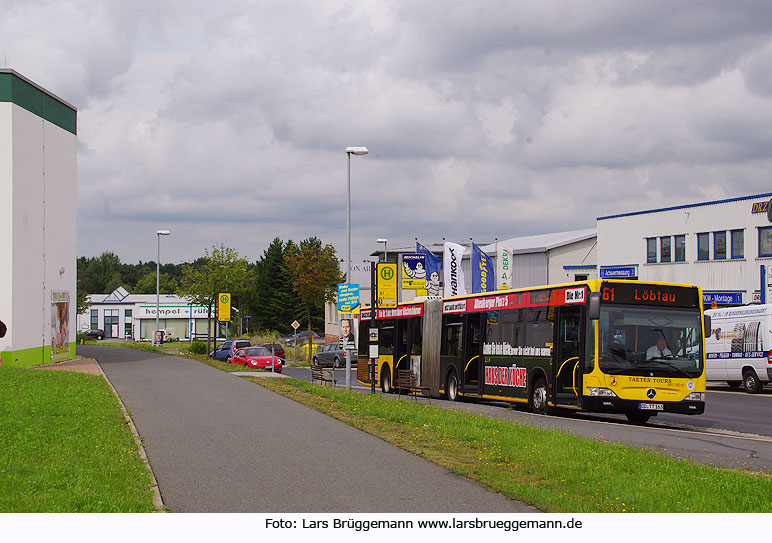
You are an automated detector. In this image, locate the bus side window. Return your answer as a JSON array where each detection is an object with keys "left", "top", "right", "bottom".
[{"left": 442, "top": 316, "right": 463, "bottom": 356}]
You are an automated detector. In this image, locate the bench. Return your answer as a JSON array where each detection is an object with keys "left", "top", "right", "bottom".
[
  {"left": 310, "top": 365, "right": 336, "bottom": 388},
  {"left": 396, "top": 369, "right": 431, "bottom": 402}
]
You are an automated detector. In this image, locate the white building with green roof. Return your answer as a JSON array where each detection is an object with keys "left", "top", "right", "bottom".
[{"left": 0, "top": 69, "right": 77, "bottom": 367}]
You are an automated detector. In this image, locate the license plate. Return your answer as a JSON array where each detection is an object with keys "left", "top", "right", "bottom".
[{"left": 639, "top": 402, "right": 664, "bottom": 411}]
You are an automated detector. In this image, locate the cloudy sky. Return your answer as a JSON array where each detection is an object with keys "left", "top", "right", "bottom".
[{"left": 3, "top": 0, "right": 772, "bottom": 265}]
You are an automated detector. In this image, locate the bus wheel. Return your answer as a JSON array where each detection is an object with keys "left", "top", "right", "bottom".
[
  {"left": 727, "top": 381, "right": 741, "bottom": 388},
  {"left": 381, "top": 367, "right": 392, "bottom": 394},
  {"left": 530, "top": 377, "right": 548, "bottom": 414},
  {"left": 626, "top": 412, "right": 651, "bottom": 424},
  {"left": 446, "top": 371, "right": 459, "bottom": 401},
  {"left": 743, "top": 369, "right": 762, "bottom": 394}
]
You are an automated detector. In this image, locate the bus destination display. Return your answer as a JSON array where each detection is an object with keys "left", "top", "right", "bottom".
[{"left": 600, "top": 282, "right": 700, "bottom": 308}]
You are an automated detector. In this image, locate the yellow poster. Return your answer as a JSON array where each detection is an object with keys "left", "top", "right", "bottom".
[{"left": 377, "top": 263, "right": 397, "bottom": 308}]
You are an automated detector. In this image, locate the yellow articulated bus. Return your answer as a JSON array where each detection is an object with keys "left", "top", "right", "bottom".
[{"left": 358, "top": 279, "right": 710, "bottom": 424}]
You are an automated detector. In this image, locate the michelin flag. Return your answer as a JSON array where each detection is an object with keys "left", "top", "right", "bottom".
[
  {"left": 416, "top": 242, "right": 443, "bottom": 297},
  {"left": 471, "top": 242, "right": 491, "bottom": 294},
  {"left": 444, "top": 241, "right": 467, "bottom": 297}
]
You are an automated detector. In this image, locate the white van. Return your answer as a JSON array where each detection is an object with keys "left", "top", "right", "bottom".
[{"left": 705, "top": 304, "right": 772, "bottom": 393}]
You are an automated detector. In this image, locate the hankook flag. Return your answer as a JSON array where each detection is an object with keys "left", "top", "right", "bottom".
[{"left": 443, "top": 241, "right": 467, "bottom": 297}]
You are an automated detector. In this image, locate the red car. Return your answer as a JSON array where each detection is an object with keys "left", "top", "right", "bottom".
[
  {"left": 231, "top": 346, "right": 283, "bottom": 373},
  {"left": 258, "top": 342, "right": 285, "bottom": 359}
]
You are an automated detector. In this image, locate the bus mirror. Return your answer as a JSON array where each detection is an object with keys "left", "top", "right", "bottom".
[
  {"left": 588, "top": 292, "right": 601, "bottom": 320},
  {"left": 703, "top": 314, "right": 711, "bottom": 339}
]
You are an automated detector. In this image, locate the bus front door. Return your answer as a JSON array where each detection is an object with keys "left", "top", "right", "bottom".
[
  {"left": 554, "top": 305, "right": 583, "bottom": 408},
  {"left": 461, "top": 313, "right": 484, "bottom": 396}
]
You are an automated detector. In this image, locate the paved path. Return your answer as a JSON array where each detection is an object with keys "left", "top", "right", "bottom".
[{"left": 80, "top": 345, "right": 537, "bottom": 513}]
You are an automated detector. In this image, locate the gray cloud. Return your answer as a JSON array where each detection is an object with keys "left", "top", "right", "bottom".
[{"left": 2, "top": 0, "right": 772, "bottom": 264}]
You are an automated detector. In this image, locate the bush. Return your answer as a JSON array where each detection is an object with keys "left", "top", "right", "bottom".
[{"left": 189, "top": 340, "right": 207, "bottom": 355}]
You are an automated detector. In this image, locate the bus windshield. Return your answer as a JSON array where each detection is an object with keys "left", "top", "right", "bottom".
[{"left": 598, "top": 305, "right": 703, "bottom": 378}]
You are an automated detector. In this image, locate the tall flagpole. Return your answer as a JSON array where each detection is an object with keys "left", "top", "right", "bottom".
[{"left": 494, "top": 237, "right": 498, "bottom": 291}]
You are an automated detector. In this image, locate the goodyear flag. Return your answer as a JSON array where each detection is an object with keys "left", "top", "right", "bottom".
[
  {"left": 443, "top": 241, "right": 466, "bottom": 297},
  {"left": 471, "top": 242, "right": 491, "bottom": 294},
  {"left": 416, "top": 242, "right": 442, "bottom": 297}
]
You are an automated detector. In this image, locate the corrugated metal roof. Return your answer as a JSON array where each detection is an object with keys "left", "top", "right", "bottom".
[{"left": 481, "top": 228, "right": 596, "bottom": 254}]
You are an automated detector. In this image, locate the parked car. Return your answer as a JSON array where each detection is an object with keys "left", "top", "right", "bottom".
[
  {"left": 209, "top": 339, "right": 251, "bottom": 361},
  {"left": 313, "top": 342, "right": 353, "bottom": 368},
  {"left": 258, "top": 343, "right": 285, "bottom": 359},
  {"left": 231, "top": 346, "right": 283, "bottom": 372},
  {"left": 84, "top": 329, "right": 105, "bottom": 340},
  {"left": 283, "top": 330, "right": 321, "bottom": 346}
]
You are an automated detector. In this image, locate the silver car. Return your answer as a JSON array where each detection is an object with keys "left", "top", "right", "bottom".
[{"left": 313, "top": 343, "right": 354, "bottom": 368}]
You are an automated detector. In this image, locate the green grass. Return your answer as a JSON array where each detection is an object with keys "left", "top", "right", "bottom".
[
  {"left": 0, "top": 367, "right": 157, "bottom": 512},
  {"left": 250, "top": 376, "right": 772, "bottom": 513}
]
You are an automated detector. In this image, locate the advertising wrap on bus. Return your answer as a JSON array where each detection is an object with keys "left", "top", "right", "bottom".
[{"left": 358, "top": 279, "right": 707, "bottom": 424}]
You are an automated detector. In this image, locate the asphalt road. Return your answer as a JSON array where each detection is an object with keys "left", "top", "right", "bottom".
[
  {"left": 80, "top": 345, "right": 536, "bottom": 513},
  {"left": 281, "top": 365, "right": 772, "bottom": 472}
]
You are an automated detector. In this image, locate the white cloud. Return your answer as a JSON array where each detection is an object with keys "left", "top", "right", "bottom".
[{"left": 2, "top": 0, "right": 772, "bottom": 264}]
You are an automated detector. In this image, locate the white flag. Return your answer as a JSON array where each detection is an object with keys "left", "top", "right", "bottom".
[
  {"left": 443, "top": 241, "right": 467, "bottom": 297},
  {"left": 497, "top": 243, "right": 513, "bottom": 290}
]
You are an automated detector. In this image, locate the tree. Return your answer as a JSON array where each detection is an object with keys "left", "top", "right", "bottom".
[
  {"left": 284, "top": 237, "right": 344, "bottom": 362},
  {"left": 178, "top": 244, "right": 249, "bottom": 356},
  {"left": 134, "top": 269, "right": 179, "bottom": 294},
  {"left": 251, "top": 237, "right": 304, "bottom": 333},
  {"left": 78, "top": 251, "right": 123, "bottom": 293}
]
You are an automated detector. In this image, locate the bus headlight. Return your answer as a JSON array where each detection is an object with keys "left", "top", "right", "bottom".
[
  {"left": 587, "top": 387, "right": 618, "bottom": 397},
  {"left": 685, "top": 392, "right": 704, "bottom": 402}
]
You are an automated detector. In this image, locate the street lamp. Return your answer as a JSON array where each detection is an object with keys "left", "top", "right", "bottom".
[
  {"left": 376, "top": 238, "right": 388, "bottom": 263},
  {"left": 345, "top": 146, "right": 367, "bottom": 391},
  {"left": 155, "top": 229, "right": 170, "bottom": 345},
  {"left": 345, "top": 146, "right": 368, "bottom": 282}
]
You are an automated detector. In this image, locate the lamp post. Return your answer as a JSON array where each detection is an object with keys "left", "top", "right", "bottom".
[
  {"left": 344, "top": 146, "right": 367, "bottom": 391},
  {"left": 345, "top": 146, "right": 368, "bottom": 282},
  {"left": 155, "top": 230, "right": 170, "bottom": 345},
  {"left": 376, "top": 238, "right": 388, "bottom": 263}
]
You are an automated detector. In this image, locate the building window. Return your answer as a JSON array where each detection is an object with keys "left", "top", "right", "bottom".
[
  {"left": 697, "top": 233, "right": 710, "bottom": 260},
  {"left": 713, "top": 231, "right": 726, "bottom": 260},
  {"left": 646, "top": 238, "right": 657, "bottom": 263},
  {"left": 674, "top": 235, "right": 685, "bottom": 262},
  {"left": 660, "top": 236, "right": 671, "bottom": 262},
  {"left": 760, "top": 226, "right": 772, "bottom": 257},
  {"left": 90, "top": 309, "right": 98, "bottom": 330},
  {"left": 731, "top": 229, "right": 744, "bottom": 259}
]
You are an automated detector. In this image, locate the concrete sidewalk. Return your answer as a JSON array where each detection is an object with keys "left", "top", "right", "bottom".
[{"left": 79, "top": 345, "right": 538, "bottom": 513}]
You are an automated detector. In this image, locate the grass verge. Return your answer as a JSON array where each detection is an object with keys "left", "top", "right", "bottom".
[
  {"left": 249, "top": 376, "right": 772, "bottom": 513},
  {"left": 0, "top": 367, "right": 157, "bottom": 512}
]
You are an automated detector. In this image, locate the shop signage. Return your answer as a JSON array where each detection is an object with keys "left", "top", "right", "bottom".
[
  {"left": 600, "top": 266, "right": 637, "bottom": 279},
  {"left": 137, "top": 305, "right": 212, "bottom": 319},
  {"left": 703, "top": 292, "right": 743, "bottom": 305}
]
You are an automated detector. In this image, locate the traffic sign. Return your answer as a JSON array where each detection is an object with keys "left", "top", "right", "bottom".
[
  {"left": 218, "top": 293, "right": 231, "bottom": 322},
  {"left": 377, "top": 263, "right": 397, "bottom": 308},
  {"left": 291, "top": 320, "right": 300, "bottom": 330}
]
